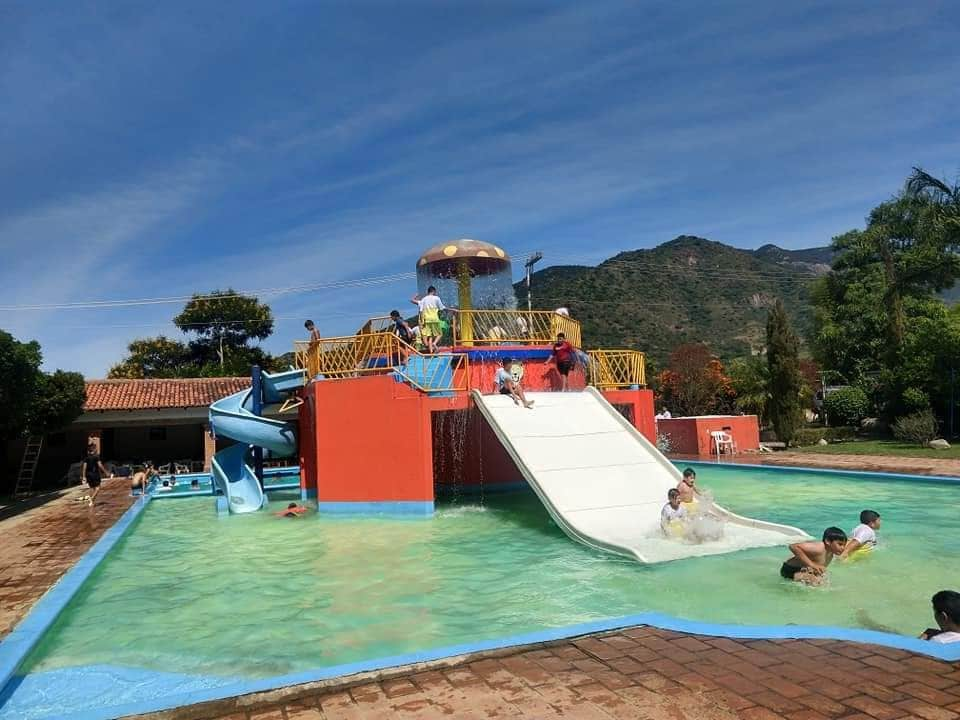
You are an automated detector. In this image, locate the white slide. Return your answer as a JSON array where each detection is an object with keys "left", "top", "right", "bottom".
[{"left": 472, "top": 387, "right": 808, "bottom": 563}]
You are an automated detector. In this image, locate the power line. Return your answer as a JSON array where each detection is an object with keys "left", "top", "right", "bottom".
[{"left": 0, "top": 272, "right": 415, "bottom": 312}]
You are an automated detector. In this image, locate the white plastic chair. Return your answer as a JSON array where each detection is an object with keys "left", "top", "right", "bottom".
[{"left": 710, "top": 430, "right": 736, "bottom": 456}]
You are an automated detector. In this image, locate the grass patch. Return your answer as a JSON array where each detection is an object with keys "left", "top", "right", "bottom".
[{"left": 798, "top": 439, "right": 960, "bottom": 459}]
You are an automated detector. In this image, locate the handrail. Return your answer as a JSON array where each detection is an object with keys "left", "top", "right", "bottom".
[
  {"left": 587, "top": 349, "right": 646, "bottom": 389},
  {"left": 293, "top": 333, "right": 469, "bottom": 393},
  {"left": 451, "top": 309, "right": 582, "bottom": 347}
]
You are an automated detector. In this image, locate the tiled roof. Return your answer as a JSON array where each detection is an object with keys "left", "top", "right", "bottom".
[{"left": 84, "top": 377, "right": 251, "bottom": 411}]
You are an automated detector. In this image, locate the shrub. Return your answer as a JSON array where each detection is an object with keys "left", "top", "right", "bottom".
[
  {"left": 892, "top": 410, "right": 939, "bottom": 446},
  {"left": 823, "top": 387, "right": 870, "bottom": 426},
  {"left": 901, "top": 387, "right": 930, "bottom": 414},
  {"left": 656, "top": 432, "right": 673, "bottom": 453},
  {"left": 793, "top": 426, "right": 858, "bottom": 446}
]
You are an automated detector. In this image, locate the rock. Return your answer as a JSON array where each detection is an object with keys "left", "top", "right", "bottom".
[
  {"left": 928, "top": 438, "right": 951, "bottom": 450},
  {"left": 817, "top": 438, "right": 829, "bottom": 446}
]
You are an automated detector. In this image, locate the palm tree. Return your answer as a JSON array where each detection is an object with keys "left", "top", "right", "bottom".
[{"left": 907, "top": 167, "right": 960, "bottom": 242}]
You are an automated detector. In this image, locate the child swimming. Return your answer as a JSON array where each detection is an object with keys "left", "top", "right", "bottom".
[
  {"left": 275, "top": 502, "right": 308, "bottom": 517},
  {"left": 840, "top": 509, "right": 881, "bottom": 560},
  {"left": 780, "top": 527, "right": 847, "bottom": 586}
]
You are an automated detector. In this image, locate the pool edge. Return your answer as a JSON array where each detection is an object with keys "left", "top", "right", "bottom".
[
  {"left": 0, "top": 494, "right": 152, "bottom": 695},
  {"left": 32, "top": 613, "right": 960, "bottom": 720}
]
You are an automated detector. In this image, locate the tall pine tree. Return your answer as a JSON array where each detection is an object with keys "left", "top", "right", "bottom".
[{"left": 766, "top": 299, "right": 803, "bottom": 445}]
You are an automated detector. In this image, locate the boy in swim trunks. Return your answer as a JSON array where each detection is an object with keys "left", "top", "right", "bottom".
[
  {"left": 676, "top": 468, "right": 700, "bottom": 505},
  {"left": 780, "top": 527, "right": 847, "bottom": 585},
  {"left": 840, "top": 509, "right": 881, "bottom": 560},
  {"left": 411, "top": 286, "right": 451, "bottom": 353}
]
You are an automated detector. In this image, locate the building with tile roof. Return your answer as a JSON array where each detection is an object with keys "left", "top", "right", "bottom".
[{"left": 5, "top": 377, "right": 251, "bottom": 491}]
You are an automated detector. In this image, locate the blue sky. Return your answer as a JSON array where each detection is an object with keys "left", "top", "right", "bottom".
[{"left": 1, "top": 1, "right": 958, "bottom": 377}]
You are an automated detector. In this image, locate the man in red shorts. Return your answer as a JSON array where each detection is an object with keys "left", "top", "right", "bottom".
[{"left": 544, "top": 332, "right": 576, "bottom": 391}]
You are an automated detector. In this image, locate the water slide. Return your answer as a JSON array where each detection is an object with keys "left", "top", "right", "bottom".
[
  {"left": 208, "top": 369, "right": 305, "bottom": 514},
  {"left": 472, "top": 387, "right": 808, "bottom": 563}
]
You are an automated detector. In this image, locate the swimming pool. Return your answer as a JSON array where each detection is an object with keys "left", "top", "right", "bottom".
[{"left": 2, "top": 464, "right": 958, "bottom": 719}]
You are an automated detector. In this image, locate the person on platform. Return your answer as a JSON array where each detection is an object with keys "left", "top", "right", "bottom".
[
  {"left": 411, "top": 286, "right": 453, "bottom": 353},
  {"left": 544, "top": 332, "right": 576, "bottom": 391},
  {"left": 655, "top": 408, "right": 672, "bottom": 420},
  {"left": 495, "top": 358, "right": 534, "bottom": 409},
  {"left": 304, "top": 320, "right": 321, "bottom": 344}
]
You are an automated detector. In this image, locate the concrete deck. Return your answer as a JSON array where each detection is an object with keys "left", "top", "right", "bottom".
[{"left": 671, "top": 452, "right": 960, "bottom": 478}]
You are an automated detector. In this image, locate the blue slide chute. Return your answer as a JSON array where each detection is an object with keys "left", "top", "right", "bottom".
[{"left": 208, "top": 368, "right": 305, "bottom": 514}]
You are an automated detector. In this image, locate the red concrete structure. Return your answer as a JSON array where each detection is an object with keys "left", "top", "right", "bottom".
[
  {"left": 656, "top": 415, "right": 760, "bottom": 456},
  {"left": 297, "top": 352, "right": 655, "bottom": 514}
]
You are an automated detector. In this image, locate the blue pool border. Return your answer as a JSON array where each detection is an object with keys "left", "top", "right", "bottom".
[
  {"left": 316, "top": 500, "right": 434, "bottom": 516},
  {"left": 0, "top": 494, "right": 152, "bottom": 695},
  {"left": 17, "top": 612, "right": 960, "bottom": 720},
  {"left": 2, "top": 462, "right": 960, "bottom": 720}
]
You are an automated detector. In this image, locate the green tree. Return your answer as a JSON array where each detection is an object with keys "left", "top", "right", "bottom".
[
  {"left": 110, "top": 291, "right": 277, "bottom": 378},
  {"left": 766, "top": 300, "right": 803, "bottom": 444},
  {"left": 29, "top": 370, "right": 87, "bottom": 435},
  {"left": 728, "top": 355, "right": 769, "bottom": 425},
  {"left": 109, "top": 337, "right": 193, "bottom": 378},
  {"left": 175, "top": 290, "right": 273, "bottom": 371},
  {"left": 907, "top": 167, "right": 960, "bottom": 244},
  {"left": 0, "top": 330, "right": 42, "bottom": 441},
  {"left": 0, "top": 330, "right": 86, "bottom": 492}
]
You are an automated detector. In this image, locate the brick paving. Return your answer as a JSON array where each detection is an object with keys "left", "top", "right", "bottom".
[
  {"left": 0, "top": 479, "right": 134, "bottom": 638},
  {"left": 123, "top": 627, "right": 960, "bottom": 720},
  {"left": 758, "top": 452, "right": 960, "bottom": 478},
  {"left": 671, "top": 452, "right": 960, "bottom": 478}
]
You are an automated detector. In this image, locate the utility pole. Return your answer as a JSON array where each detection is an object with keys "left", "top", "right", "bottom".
[{"left": 525, "top": 251, "right": 543, "bottom": 313}]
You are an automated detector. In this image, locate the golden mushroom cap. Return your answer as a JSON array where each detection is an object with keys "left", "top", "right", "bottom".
[{"left": 417, "top": 239, "right": 510, "bottom": 277}]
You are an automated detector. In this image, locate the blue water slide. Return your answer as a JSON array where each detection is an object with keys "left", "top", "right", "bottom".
[{"left": 208, "top": 368, "right": 305, "bottom": 514}]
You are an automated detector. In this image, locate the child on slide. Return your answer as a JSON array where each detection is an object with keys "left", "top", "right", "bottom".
[
  {"left": 660, "top": 488, "right": 687, "bottom": 536},
  {"left": 676, "top": 468, "right": 702, "bottom": 509},
  {"left": 780, "top": 527, "right": 847, "bottom": 586},
  {"left": 840, "top": 509, "right": 881, "bottom": 561}
]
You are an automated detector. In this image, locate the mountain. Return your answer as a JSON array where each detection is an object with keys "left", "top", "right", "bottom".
[{"left": 516, "top": 236, "right": 832, "bottom": 365}]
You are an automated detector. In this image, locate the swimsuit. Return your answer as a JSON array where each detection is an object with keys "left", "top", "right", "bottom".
[{"left": 780, "top": 562, "right": 802, "bottom": 580}]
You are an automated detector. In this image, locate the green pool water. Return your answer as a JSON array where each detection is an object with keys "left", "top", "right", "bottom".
[{"left": 22, "top": 466, "right": 959, "bottom": 679}]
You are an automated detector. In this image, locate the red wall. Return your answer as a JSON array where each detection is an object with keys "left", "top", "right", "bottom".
[
  {"left": 468, "top": 357, "right": 586, "bottom": 394},
  {"left": 656, "top": 415, "right": 760, "bottom": 456},
  {"left": 433, "top": 408, "right": 524, "bottom": 490},
  {"left": 602, "top": 388, "right": 656, "bottom": 443},
  {"left": 306, "top": 376, "right": 434, "bottom": 502}
]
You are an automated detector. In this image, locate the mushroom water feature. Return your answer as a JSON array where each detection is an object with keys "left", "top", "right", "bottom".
[{"left": 416, "top": 239, "right": 514, "bottom": 346}]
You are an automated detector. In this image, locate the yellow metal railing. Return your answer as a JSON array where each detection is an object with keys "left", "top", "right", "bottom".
[
  {"left": 452, "top": 310, "right": 582, "bottom": 348},
  {"left": 357, "top": 309, "right": 582, "bottom": 349},
  {"left": 294, "top": 333, "right": 469, "bottom": 393},
  {"left": 587, "top": 350, "right": 646, "bottom": 389}
]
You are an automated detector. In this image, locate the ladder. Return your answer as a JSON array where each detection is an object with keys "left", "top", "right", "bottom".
[{"left": 14, "top": 436, "right": 44, "bottom": 499}]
